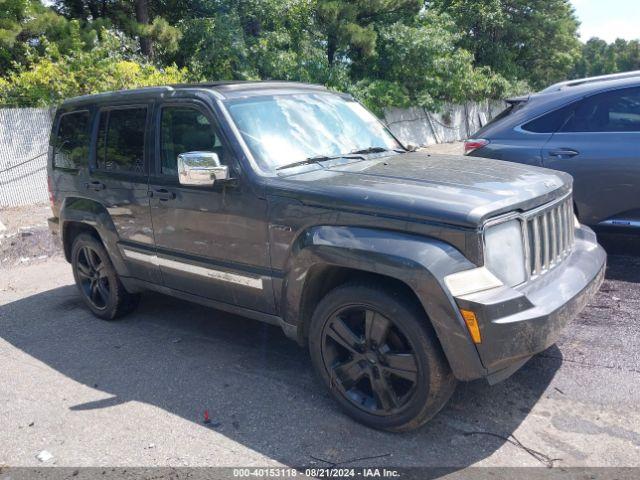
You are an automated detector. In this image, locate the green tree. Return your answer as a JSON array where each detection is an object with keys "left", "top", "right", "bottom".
[
  {"left": 0, "top": 0, "right": 30, "bottom": 72},
  {"left": 615, "top": 39, "right": 640, "bottom": 72},
  {"left": 2, "top": 0, "right": 530, "bottom": 109},
  {"left": 1, "top": 0, "right": 101, "bottom": 75},
  {"left": 351, "top": 11, "right": 514, "bottom": 114},
  {"left": 0, "top": 27, "right": 192, "bottom": 106},
  {"left": 428, "top": 0, "right": 581, "bottom": 89},
  {"left": 572, "top": 37, "right": 640, "bottom": 78},
  {"left": 52, "top": 0, "right": 181, "bottom": 58},
  {"left": 315, "top": 0, "right": 421, "bottom": 68},
  {"left": 572, "top": 38, "right": 614, "bottom": 77},
  {"left": 162, "top": 0, "right": 327, "bottom": 82}
]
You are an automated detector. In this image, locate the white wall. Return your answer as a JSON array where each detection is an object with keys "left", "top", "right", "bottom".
[{"left": 384, "top": 100, "right": 505, "bottom": 147}]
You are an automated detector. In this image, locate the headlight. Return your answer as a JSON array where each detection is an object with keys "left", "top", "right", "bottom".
[{"left": 484, "top": 219, "right": 526, "bottom": 286}]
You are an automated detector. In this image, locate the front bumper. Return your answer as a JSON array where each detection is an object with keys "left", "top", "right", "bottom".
[{"left": 455, "top": 225, "right": 606, "bottom": 383}]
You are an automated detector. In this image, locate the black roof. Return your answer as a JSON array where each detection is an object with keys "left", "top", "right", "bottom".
[{"left": 60, "top": 81, "right": 328, "bottom": 108}]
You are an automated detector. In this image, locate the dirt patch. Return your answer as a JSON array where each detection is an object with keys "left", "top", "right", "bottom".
[
  {"left": 0, "top": 203, "right": 62, "bottom": 269},
  {"left": 0, "top": 203, "right": 51, "bottom": 231},
  {"left": 420, "top": 141, "right": 464, "bottom": 156}
]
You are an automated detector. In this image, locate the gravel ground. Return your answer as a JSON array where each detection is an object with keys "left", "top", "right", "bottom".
[
  {"left": 421, "top": 142, "right": 464, "bottom": 156},
  {"left": 0, "top": 219, "right": 639, "bottom": 471},
  {"left": 0, "top": 203, "right": 61, "bottom": 268},
  {"left": 1, "top": 253, "right": 639, "bottom": 470}
]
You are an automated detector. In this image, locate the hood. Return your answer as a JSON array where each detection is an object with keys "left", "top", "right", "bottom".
[{"left": 269, "top": 151, "right": 572, "bottom": 228}]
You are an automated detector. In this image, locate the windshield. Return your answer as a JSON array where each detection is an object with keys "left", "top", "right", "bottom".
[{"left": 225, "top": 92, "right": 401, "bottom": 172}]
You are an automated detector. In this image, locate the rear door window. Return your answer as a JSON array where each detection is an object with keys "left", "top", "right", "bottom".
[
  {"left": 96, "top": 107, "right": 147, "bottom": 173},
  {"left": 53, "top": 110, "right": 91, "bottom": 169},
  {"left": 560, "top": 87, "right": 640, "bottom": 133}
]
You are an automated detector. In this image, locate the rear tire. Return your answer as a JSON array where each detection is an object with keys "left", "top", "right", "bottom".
[
  {"left": 71, "top": 233, "right": 140, "bottom": 320},
  {"left": 309, "top": 282, "right": 457, "bottom": 432}
]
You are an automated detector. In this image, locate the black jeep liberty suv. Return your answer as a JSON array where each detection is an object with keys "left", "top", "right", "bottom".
[{"left": 47, "top": 82, "right": 606, "bottom": 431}]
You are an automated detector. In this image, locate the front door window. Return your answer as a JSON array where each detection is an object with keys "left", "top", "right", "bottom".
[{"left": 160, "top": 106, "right": 225, "bottom": 176}]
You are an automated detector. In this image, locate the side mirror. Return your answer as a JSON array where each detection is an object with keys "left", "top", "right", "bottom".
[{"left": 177, "top": 151, "right": 229, "bottom": 187}]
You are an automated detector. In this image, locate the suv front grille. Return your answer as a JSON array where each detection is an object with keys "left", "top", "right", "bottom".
[{"left": 524, "top": 195, "right": 575, "bottom": 277}]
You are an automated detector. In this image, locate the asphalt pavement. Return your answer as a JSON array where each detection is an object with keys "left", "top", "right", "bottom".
[{"left": 0, "top": 243, "right": 639, "bottom": 470}]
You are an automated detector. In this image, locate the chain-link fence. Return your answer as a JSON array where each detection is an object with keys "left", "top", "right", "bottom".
[{"left": 0, "top": 108, "right": 54, "bottom": 207}]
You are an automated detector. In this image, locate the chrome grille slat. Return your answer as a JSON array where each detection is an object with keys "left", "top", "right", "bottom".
[
  {"left": 557, "top": 204, "right": 564, "bottom": 255},
  {"left": 522, "top": 195, "right": 575, "bottom": 279},
  {"left": 560, "top": 202, "right": 567, "bottom": 253},
  {"left": 550, "top": 209, "right": 557, "bottom": 262},
  {"left": 569, "top": 202, "right": 575, "bottom": 245},
  {"left": 556, "top": 206, "right": 563, "bottom": 258},
  {"left": 532, "top": 216, "right": 541, "bottom": 274},
  {"left": 542, "top": 213, "right": 550, "bottom": 268},
  {"left": 567, "top": 202, "right": 572, "bottom": 246},
  {"left": 567, "top": 203, "right": 572, "bottom": 250}
]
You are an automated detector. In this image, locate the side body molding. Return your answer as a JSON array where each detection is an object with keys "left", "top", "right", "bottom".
[{"left": 281, "top": 226, "right": 487, "bottom": 380}]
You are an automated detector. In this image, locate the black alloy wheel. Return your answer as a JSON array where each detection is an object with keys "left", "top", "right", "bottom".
[
  {"left": 309, "top": 283, "right": 457, "bottom": 431},
  {"left": 321, "top": 306, "right": 419, "bottom": 415},
  {"left": 75, "top": 245, "right": 110, "bottom": 310},
  {"left": 71, "top": 233, "right": 140, "bottom": 320}
]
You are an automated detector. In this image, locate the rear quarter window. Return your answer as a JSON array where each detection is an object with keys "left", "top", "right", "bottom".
[
  {"left": 473, "top": 101, "right": 525, "bottom": 137},
  {"left": 53, "top": 110, "right": 91, "bottom": 169},
  {"left": 521, "top": 103, "right": 575, "bottom": 133}
]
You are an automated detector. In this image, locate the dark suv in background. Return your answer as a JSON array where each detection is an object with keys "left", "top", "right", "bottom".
[
  {"left": 48, "top": 82, "right": 605, "bottom": 431},
  {"left": 465, "top": 73, "right": 640, "bottom": 230}
]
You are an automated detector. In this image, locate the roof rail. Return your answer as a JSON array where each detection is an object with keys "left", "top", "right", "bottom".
[
  {"left": 63, "top": 85, "right": 175, "bottom": 104},
  {"left": 169, "top": 80, "right": 327, "bottom": 90},
  {"left": 540, "top": 70, "right": 640, "bottom": 93}
]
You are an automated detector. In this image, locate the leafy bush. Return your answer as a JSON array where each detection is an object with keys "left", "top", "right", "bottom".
[{"left": 0, "top": 27, "right": 192, "bottom": 106}]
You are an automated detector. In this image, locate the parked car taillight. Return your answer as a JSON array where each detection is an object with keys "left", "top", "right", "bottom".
[{"left": 464, "top": 139, "right": 489, "bottom": 155}]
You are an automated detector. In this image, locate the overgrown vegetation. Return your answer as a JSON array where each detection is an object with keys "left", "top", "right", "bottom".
[{"left": 0, "top": 0, "right": 638, "bottom": 110}]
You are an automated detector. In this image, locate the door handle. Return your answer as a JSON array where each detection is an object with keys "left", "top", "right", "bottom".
[
  {"left": 85, "top": 180, "right": 106, "bottom": 191},
  {"left": 549, "top": 149, "right": 579, "bottom": 158},
  {"left": 150, "top": 189, "right": 176, "bottom": 201}
]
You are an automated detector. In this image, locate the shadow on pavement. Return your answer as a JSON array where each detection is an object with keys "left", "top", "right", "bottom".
[
  {"left": 0, "top": 284, "right": 563, "bottom": 468},
  {"left": 596, "top": 230, "right": 640, "bottom": 256},
  {"left": 595, "top": 231, "right": 640, "bottom": 283}
]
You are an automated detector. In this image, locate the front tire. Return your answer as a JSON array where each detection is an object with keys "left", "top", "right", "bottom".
[
  {"left": 309, "top": 282, "right": 456, "bottom": 432},
  {"left": 71, "top": 233, "right": 139, "bottom": 320}
]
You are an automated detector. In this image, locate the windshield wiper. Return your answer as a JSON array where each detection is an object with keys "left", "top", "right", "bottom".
[
  {"left": 275, "top": 154, "right": 339, "bottom": 171},
  {"left": 349, "top": 146, "right": 391, "bottom": 155},
  {"left": 276, "top": 149, "right": 377, "bottom": 171}
]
